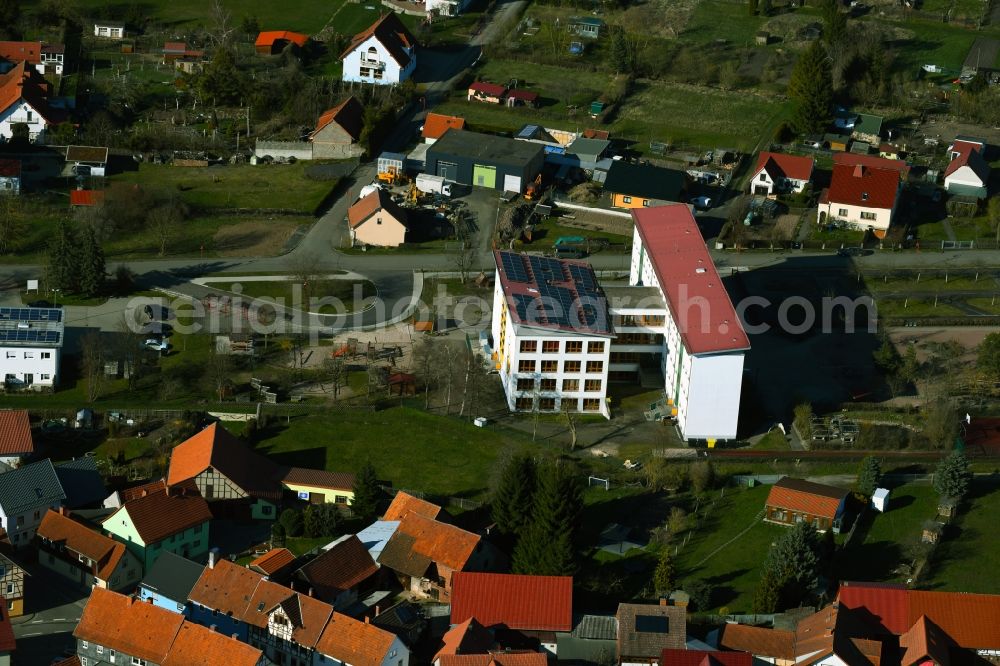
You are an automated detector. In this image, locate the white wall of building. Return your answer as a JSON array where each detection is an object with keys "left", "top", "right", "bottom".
[
  {"left": 0, "top": 100, "right": 49, "bottom": 141},
  {"left": 749, "top": 168, "right": 808, "bottom": 195},
  {"left": 341, "top": 36, "right": 414, "bottom": 85},
  {"left": 817, "top": 198, "right": 895, "bottom": 232},
  {"left": 0, "top": 346, "right": 59, "bottom": 388},
  {"left": 678, "top": 353, "right": 744, "bottom": 441},
  {"left": 944, "top": 165, "right": 985, "bottom": 189}
]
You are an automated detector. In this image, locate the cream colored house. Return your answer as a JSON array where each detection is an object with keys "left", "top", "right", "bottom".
[
  {"left": 817, "top": 163, "right": 901, "bottom": 235},
  {"left": 348, "top": 189, "right": 409, "bottom": 247}
]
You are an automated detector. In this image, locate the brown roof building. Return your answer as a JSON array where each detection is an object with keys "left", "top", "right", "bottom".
[
  {"left": 764, "top": 477, "right": 849, "bottom": 533},
  {"left": 37, "top": 509, "right": 142, "bottom": 592},
  {"left": 348, "top": 189, "right": 410, "bottom": 248},
  {"left": 383, "top": 491, "right": 445, "bottom": 522},
  {"left": 616, "top": 602, "right": 687, "bottom": 663},
  {"left": 315, "top": 612, "right": 408, "bottom": 666},
  {"left": 249, "top": 547, "right": 297, "bottom": 577},
  {"left": 293, "top": 535, "right": 378, "bottom": 608},
  {"left": 0, "top": 410, "right": 33, "bottom": 463}
]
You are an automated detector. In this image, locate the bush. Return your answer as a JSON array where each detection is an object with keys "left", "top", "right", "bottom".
[
  {"left": 684, "top": 579, "right": 714, "bottom": 612},
  {"left": 279, "top": 508, "right": 303, "bottom": 537}
]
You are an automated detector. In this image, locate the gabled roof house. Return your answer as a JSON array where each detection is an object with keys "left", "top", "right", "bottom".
[
  {"left": 616, "top": 602, "right": 687, "bottom": 665},
  {"left": 341, "top": 13, "right": 417, "bottom": 85},
  {"left": 603, "top": 161, "right": 686, "bottom": 209},
  {"left": 292, "top": 535, "right": 378, "bottom": 608},
  {"left": 944, "top": 138, "right": 990, "bottom": 199},
  {"left": 764, "top": 477, "right": 848, "bottom": 533},
  {"left": 0, "top": 61, "right": 60, "bottom": 142},
  {"left": 348, "top": 188, "right": 410, "bottom": 248},
  {"left": 749, "top": 152, "right": 814, "bottom": 196},
  {"left": 311, "top": 96, "right": 366, "bottom": 159},
  {"left": 423, "top": 112, "right": 466, "bottom": 143},
  {"left": 37, "top": 508, "right": 142, "bottom": 592},
  {"left": 0, "top": 410, "right": 33, "bottom": 466},
  {"left": 817, "top": 162, "right": 901, "bottom": 235},
  {"left": 0, "top": 458, "right": 66, "bottom": 547}
]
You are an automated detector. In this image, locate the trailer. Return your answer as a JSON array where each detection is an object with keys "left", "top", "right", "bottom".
[{"left": 416, "top": 173, "right": 452, "bottom": 196}]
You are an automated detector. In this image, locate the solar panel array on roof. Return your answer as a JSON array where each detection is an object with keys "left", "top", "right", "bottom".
[
  {"left": 567, "top": 264, "right": 597, "bottom": 292},
  {"left": 0, "top": 307, "right": 62, "bottom": 323},
  {"left": 528, "top": 255, "right": 565, "bottom": 282},
  {"left": 517, "top": 125, "right": 540, "bottom": 140},
  {"left": 0, "top": 330, "right": 61, "bottom": 343},
  {"left": 501, "top": 253, "right": 530, "bottom": 283}
]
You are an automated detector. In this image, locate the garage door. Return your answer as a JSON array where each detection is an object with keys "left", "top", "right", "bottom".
[
  {"left": 503, "top": 174, "right": 522, "bottom": 193},
  {"left": 473, "top": 164, "right": 497, "bottom": 189},
  {"left": 436, "top": 161, "right": 458, "bottom": 182}
]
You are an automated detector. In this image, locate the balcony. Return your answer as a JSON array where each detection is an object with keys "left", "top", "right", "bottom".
[{"left": 360, "top": 58, "right": 385, "bottom": 70}]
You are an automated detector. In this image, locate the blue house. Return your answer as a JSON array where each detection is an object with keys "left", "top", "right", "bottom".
[
  {"left": 139, "top": 551, "right": 205, "bottom": 615},
  {"left": 187, "top": 556, "right": 264, "bottom": 642}
]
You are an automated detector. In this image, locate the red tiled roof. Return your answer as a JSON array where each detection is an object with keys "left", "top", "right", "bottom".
[
  {"left": 0, "top": 598, "right": 14, "bottom": 654},
  {"left": 163, "top": 41, "right": 188, "bottom": 53},
  {"left": 0, "top": 41, "right": 42, "bottom": 65},
  {"left": 0, "top": 61, "right": 57, "bottom": 123},
  {"left": 437, "top": 654, "right": 549, "bottom": 666},
  {"left": 944, "top": 140, "right": 990, "bottom": 181},
  {"left": 340, "top": 13, "right": 416, "bottom": 68},
  {"left": 38, "top": 510, "right": 132, "bottom": 581},
  {"left": 70, "top": 189, "right": 104, "bottom": 206},
  {"left": 105, "top": 481, "right": 212, "bottom": 545},
  {"left": 383, "top": 491, "right": 442, "bottom": 522},
  {"left": 435, "top": 617, "right": 495, "bottom": 659},
  {"left": 389, "top": 511, "right": 480, "bottom": 572},
  {"left": 582, "top": 128, "right": 610, "bottom": 140},
  {"left": 469, "top": 81, "right": 507, "bottom": 97},
  {"left": 632, "top": 205, "right": 750, "bottom": 355},
  {"left": 833, "top": 152, "right": 910, "bottom": 180},
  {"left": 119, "top": 478, "right": 167, "bottom": 503},
  {"left": 255, "top": 30, "right": 309, "bottom": 48},
  {"left": 422, "top": 112, "right": 466, "bottom": 140},
  {"left": 0, "top": 159, "right": 20, "bottom": 178},
  {"left": 316, "top": 612, "right": 399, "bottom": 666},
  {"left": 506, "top": 89, "right": 538, "bottom": 101},
  {"left": 347, "top": 188, "right": 408, "bottom": 230},
  {"left": 295, "top": 536, "right": 377, "bottom": 599},
  {"left": 188, "top": 559, "right": 264, "bottom": 616},
  {"left": 161, "top": 620, "right": 263, "bottom": 666},
  {"left": 312, "top": 96, "right": 364, "bottom": 142},
  {"left": 719, "top": 624, "right": 796, "bottom": 660},
  {"left": 899, "top": 615, "right": 952, "bottom": 666},
  {"left": 765, "top": 477, "right": 847, "bottom": 520},
  {"left": 249, "top": 548, "right": 296, "bottom": 575},
  {"left": 826, "top": 163, "right": 899, "bottom": 210},
  {"left": 661, "top": 649, "right": 752, "bottom": 666},
  {"left": 753, "top": 151, "right": 814, "bottom": 182},
  {"left": 75, "top": 588, "right": 185, "bottom": 663},
  {"left": 241, "top": 579, "right": 333, "bottom": 648},
  {"left": 0, "top": 410, "right": 32, "bottom": 456},
  {"left": 280, "top": 467, "right": 355, "bottom": 491},
  {"left": 50, "top": 658, "right": 80, "bottom": 666},
  {"left": 451, "top": 572, "right": 573, "bottom": 632},
  {"left": 167, "top": 423, "right": 282, "bottom": 500}
]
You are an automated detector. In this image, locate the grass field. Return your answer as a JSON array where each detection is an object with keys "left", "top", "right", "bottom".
[
  {"left": 864, "top": 274, "right": 991, "bottom": 294},
  {"left": 887, "top": 19, "right": 982, "bottom": 73},
  {"left": 684, "top": 0, "right": 768, "bottom": 44},
  {"left": 929, "top": 482, "right": 1000, "bottom": 592},
  {"left": 222, "top": 279, "right": 376, "bottom": 312},
  {"left": 250, "top": 407, "right": 539, "bottom": 498},
  {"left": 115, "top": 163, "right": 338, "bottom": 214},
  {"left": 71, "top": 0, "right": 347, "bottom": 33},
  {"left": 874, "top": 298, "right": 965, "bottom": 319},
  {"left": 915, "top": 216, "right": 992, "bottom": 242}
]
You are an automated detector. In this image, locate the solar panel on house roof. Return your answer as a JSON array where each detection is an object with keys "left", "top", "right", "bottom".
[
  {"left": 517, "top": 125, "right": 540, "bottom": 140},
  {"left": 0, "top": 330, "right": 60, "bottom": 343},
  {"left": 0, "top": 307, "right": 62, "bottom": 322},
  {"left": 501, "top": 253, "right": 530, "bottom": 283}
]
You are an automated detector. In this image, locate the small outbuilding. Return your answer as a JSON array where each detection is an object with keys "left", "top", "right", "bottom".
[
  {"left": 0, "top": 159, "right": 20, "bottom": 195},
  {"left": 468, "top": 81, "right": 507, "bottom": 104},
  {"left": 755, "top": 31, "right": 770, "bottom": 45},
  {"left": 255, "top": 30, "right": 309, "bottom": 55},
  {"left": 872, "top": 487, "right": 890, "bottom": 512},
  {"left": 569, "top": 16, "right": 605, "bottom": 38},
  {"left": 310, "top": 96, "right": 365, "bottom": 159}
]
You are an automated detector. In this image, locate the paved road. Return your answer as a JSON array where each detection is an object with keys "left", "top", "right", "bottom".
[{"left": 11, "top": 561, "right": 89, "bottom": 665}]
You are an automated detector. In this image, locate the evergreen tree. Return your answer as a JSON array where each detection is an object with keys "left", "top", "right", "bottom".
[
  {"left": 352, "top": 461, "right": 382, "bottom": 523},
  {"left": 0, "top": 0, "right": 20, "bottom": 40},
  {"left": 977, "top": 333, "right": 1000, "bottom": 381},
  {"left": 78, "top": 225, "right": 106, "bottom": 297},
  {"left": 820, "top": 0, "right": 847, "bottom": 45},
  {"left": 765, "top": 521, "right": 823, "bottom": 609},
  {"left": 752, "top": 565, "right": 782, "bottom": 613},
  {"left": 934, "top": 450, "right": 972, "bottom": 500},
  {"left": 271, "top": 521, "right": 286, "bottom": 548},
  {"left": 491, "top": 453, "right": 537, "bottom": 536},
  {"left": 653, "top": 548, "right": 676, "bottom": 595},
  {"left": 787, "top": 41, "right": 833, "bottom": 135},
  {"left": 609, "top": 27, "right": 629, "bottom": 74},
  {"left": 320, "top": 503, "right": 339, "bottom": 537},
  {"left": 46, "top": 219, "right": 79, "bottom": 292},
  {"left": 512, "top": 462, "right": 583, "bottom": 575},
  {"left": 303, "top": 505, "right": 323, "bottom": 538},
  {"left": 856, "top": 456, "right": 882, "bottom": 497},
  {"left": 198, "top": 48, "right": 246, "bottom": 106},
  {"left": 279, "top": 508, "right": 303, "bottom": 537}
]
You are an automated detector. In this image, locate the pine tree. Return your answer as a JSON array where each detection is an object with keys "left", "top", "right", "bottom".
[
  {"left": 78, "top": 225, "right": 106, "bottom": 297},
  {"left": 303, "top": 505, "right": 323, "bottom": 538},
  {"left": 820, "top": 0, "right": 847, "bottom": 45},
  {"left": 856, "top": 456, "right": 882, "bottom": 497},
  {"left": 752, "top": 565, "right": 782, "bottom": 613},
  {"left": 609, "top": 27, "right": 629, "bottom": 74},
  {"left": 787, "top": 41, "right": 833, "bottom": 136},
  {"left": 764, "top": 521, "right": 823, "bottom": 609},
  {"left": 279, "top": 508, "right": 303, "bottom": 537},
  {"left": 653, "top": 548, "right": 676, "bottom": 596},
  {"left": 934, "top": 450, "right": 972, "bottom": 500},
  {"left": 491, "top": 453, "right": 537, "bottom": 536},
  {"left": 352, "top": 461, "right": 382, "bottom": 523},
  {"left": 46, "top": 220, "right": 79, "bottom": 293},
  {"left": 512, "top": 462, "right": 583, "bottom": 575}
]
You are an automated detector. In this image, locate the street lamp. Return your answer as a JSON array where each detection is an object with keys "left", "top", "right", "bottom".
[{"left": 52, "top": 288, "right": 61, "bottom": 307}]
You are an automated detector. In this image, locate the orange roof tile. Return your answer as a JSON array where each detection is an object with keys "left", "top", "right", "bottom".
[
  {"left": 315, "top": 612, "right": 399, "bottom": 666},
  {"left": 312, "top": 96, "right": 364, "bottom": 142},
  {"left": 280, "top": 467, "right": 355, "bottom": 491},
  {"left": 383, "top": 491, "right": 442, "bottom": 522},
  {"left": 388, "top": 511, "right": 480, "bottom": 572},
  {"left": 0, "top": 410, "right": 32, "bottom": 456},
  {"left": 0, "top": 61, "right": 57, "bottom": 123},
  {"left": 240, "top": 579, "right": 333, "bottom": 648},
  {"left": 249, "top": 547, "right": 296, "bottom": 576},
  {"left": 162, "top": 620, "right": 263, "bottom": 666},
  {"left": 69, "top": 189, "right": 104, "bottom": 206},
  {"left": 37, "top": 510, "right": 131, "bottom": 581},
  {"left": 119, "top": 478, "right": 167, "bottom": 503},
  {"left": 188, "top": 559, "right": 264, "bottom": 616},
  {"left": 753, "top": 151, "right": 814, "bottom": 182},
  {"left": 0, "top": 41, "right": 42, "bottom": 65},
  {"left": 765, "top": 477, "right": 847, "bottom": 520},
  {"left": 294, "top": 536, "right": 377, "bottom": 601},
  {"left": 422, "top": 113, "right": 466, "bottom": 140},
  {"left": 435, "top": 617, "right": 495, "bottom": 660},
  {"left": 347, "top": 189, "right": 408, "bottom": 230},
  {"left": 105, "top": 481, "right": 212, "bottom": 545},
  {"left": 899, "top": 615, "right": 953, "bottom": 666},
  {"left": 340, "top": 13, "right": 416, "bottom": 68},
  {"left": 451, "top": 572, "right": 573, "bottom": 632},
  {"left": 437, "top": 654, "right": 549, "bottom": 666},
  {"left": 255, "top": 30, "right": 309, "bottom": 48},
  {"left": 719, "top": 624, "right": 796, "bottom": 660},
  {"left": 74, "top": 588, "right": 185, "bottom": 663},
  {"left": 167, "top": 423, "right": 282, "bottom": 499}
]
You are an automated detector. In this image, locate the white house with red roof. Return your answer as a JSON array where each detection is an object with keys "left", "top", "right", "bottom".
[
  {"left": 340, "top": 14, "right": 416, "bottom": 85},
  {"left": 749, "top": 151, "right": 814, "bottom": 196},
  {"left": 0, "top": 62, "right": 59, "bottom": 142},
  {"left": 944, "top": 137, "right": 989, "bottom": 199},
  {"left": 818, "top": 160, "right": 903, "bottom": 234}
]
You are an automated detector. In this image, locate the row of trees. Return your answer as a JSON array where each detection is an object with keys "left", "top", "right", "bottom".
[{"left": 46, "top": 221, "right": 106, "bottom": 297}]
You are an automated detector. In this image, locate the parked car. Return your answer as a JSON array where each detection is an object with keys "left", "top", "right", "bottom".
[{"left": 689, "top": 196, "right": 712, "bottom": 210}]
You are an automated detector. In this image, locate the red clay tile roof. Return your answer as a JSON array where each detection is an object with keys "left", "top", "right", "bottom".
[
  {"left": 826, "top": 163, "right": 900, "bottom": 210},
  {"left": 753, "top": 151, "right": 814, "bottom": 182},
  {"left": 632, "top": 205, "right": 750, "bottom": 355},
  {"left": 383, "top": 491, "right": 442, "bottom": 522},
  {"left": 765, "top": 477, "right": 847, "bottom": 520},
  {"left": 660, "top": 649, "right": 753, "bottom": 666},
  {"left": 833, "top": 152, "right": 910, "bottom": 180},
  {"left": 469, "top": 81, "right": 507, "bottom": 97},
  {"left": 119, "top": 478, "right": 167, "bottom": 503},
  {"left": 50, "top": 658, "right": 80, "bottom": 666},
  {"left": 69, "top": 189, "right": 104, "bottom": 206},
  {"left": 75, "top": 588, "right": 185, "bottom": 662},
  {"left": 280, "top": 467, "right": 355, "bottom": 492},
  {"left": 437, "top": 653, "right": 549, "bottom": 666},
  {"left": 294, "top": 535, "right": 377, "bottom": 600},
  {"left": 505, "top": 89, "right": 538, "bottom": 102},
  {"left": 188, "top": 559, "right": 264, "bottom": 616},
  {"left": 348, "top": 188, "right": 408, "bottom": 230},
  {"left": 38, "top": 510, "right": 132, "bottom": 581},
  {"left": 340, "top": 13, "right": 416, "bottom": 68},
  {"left": 390, "top": 511, "right": 479, "bottom": 571},
  {"left": 241, "top": 579, "right": 333, "bottom": 648},
  {"left": 719, "top": 624, "right": 796, "bottom": 660},
  {"left": 0, "top": 159, "right": 20, "bottom": 178},
  {"left": 255, "top": 30, "right": 309, "bottom": 48},
  {"left": 162, "top": 620, "right": 263, "bottom": 666},
  {"left": 0, "top": 410, "right": 32, "bottom": 456},
  {"left": 451, "top": 572, "right": 573, "bottom": 632},
  {"left": 312, "top": 96, "right": 364, "bottom": 142},
  {"left": 0, "top": 598, "right": 14, "bottom": 654},
  {"left": 106, "top": 481, "right": 212, "bottom": 545},
  {"left": 944, "top": 140, "right": 990, "bottom": 181},
  {"left": 249, "top": 547, "right": 296, "bottom": 576},
  {"left": 435, "top": 617, "right": 495, "bottom": 659},
  {"left": 0, "top": 61, "right": 57, "bottom": 122},
  {"left": 582, "top": 128, "right": 610, "bottom": 140},
  {"left": 0, "top": 41, "right": 42, "bottom": 65},
  {"left": 423, "top": 113, "right": 466, "bottom": 140},
  {"left": 899, "top": 615, "right": 952, "bottom": 666},
  {"left": 167, "top": 423, "right": 282, "bottom": 500},
  {"left": 316, "top": 612, "right": 399, "bottom": 665}
]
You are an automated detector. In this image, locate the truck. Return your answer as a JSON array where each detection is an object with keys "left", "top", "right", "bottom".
[{"left": 416, "top": 173, "right": 452, "bottom": 197}]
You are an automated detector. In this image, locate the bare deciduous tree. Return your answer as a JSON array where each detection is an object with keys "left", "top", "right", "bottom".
[
  {"left": 454, "top": 235, "right": 477, "bottom": 285},
  {"left": 209, "top": 0, "right": 235, "bottom": 49},
  {"left": 561, "top": 399, "right": 579, "bottom": 450},
  {"left": 322, "top": 356, "right": 347, "bottom": 400},
  {"left": 81, "top": 331, "right": 106, "bottom": 402}
]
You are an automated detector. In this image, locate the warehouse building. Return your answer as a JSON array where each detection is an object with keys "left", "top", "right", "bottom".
[{"left": 424, "top": 129, "right": 545, "bottom": 193}]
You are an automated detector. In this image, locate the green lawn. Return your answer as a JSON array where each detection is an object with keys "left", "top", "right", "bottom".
[
  {"left": 887, "top": 19, "right": 982, "bottom": 73},
  {"left": 915, "top": 216, "right": 992, "bottom": 243},
  {"left": 250, "top": 408, "right": 538, "bottom": 498},
  {"left": 864, "top": 274, "right": 991, "bottom": 294},
  {"left": 929, "top": 482, "right": 1000, "bottom": 592},
  {"left": 521, "top": 218, "right": 630, "bottom": 249},
  {"left": 874, "top": 298, "right": 965, "bottom": 319},
  {"left": 115, "top": 163, "right": 339, "bottom": 214},
  {"left": 221, "top": 279, "right": 376, "bottom": 313},
  {"left": 71, "top": 0, "right": 347, "bottom": 33},
  {"left": 333, "top": 3, "right": 423, "bottom": 36},
  {"left": 807, "top": 224, "right": 865, "bottom": 246},
  {"left": 683, "top": 0, "right": 768, "bottom": 44},
  {"left": 751, "top": 429, "right": 791, "bottom": 450},
  {"left": 966, "top": 297, "right": 1000, "bottom": 314}
]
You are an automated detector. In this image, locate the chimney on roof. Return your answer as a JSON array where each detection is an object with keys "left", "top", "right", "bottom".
[
  {"left": 375, "top": 605, "right": 381, "bottom": 617},
  {"left": 165, "top": 485, "right": 171, "bottom": 497},
  {"left": 208, "top": 551, "right": 216, "bottom": 569},
  {"left": 147, "top": 597, "right": 153, "bottom": 604},
  {"left": 58, "top": 506, "right": 68, "bottom": 516},
  {"left": 308, "top": 587, "right": 314, "bottom": 598},
  {"left": 365, "top": 615, "right": 371, "bottom": 624},
  {"left": 232, "top": 633, "right": 239, "bottom": 640},
  {"left": 659, "top": 598, "right": 667, "bottom": 606},
  {"left": 141, "top": 489, "right": 148, "bottom": 497},
  {"left": 853, "top": 165, "right": 865, "bottom": 178},
  {"left": 209, "top": 624, "right": 217, "bottom": 632}
]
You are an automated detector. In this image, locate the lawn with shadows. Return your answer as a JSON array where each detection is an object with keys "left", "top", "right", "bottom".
[{"left": 926, "top": 480, "right": 1000, "bottom": 593}]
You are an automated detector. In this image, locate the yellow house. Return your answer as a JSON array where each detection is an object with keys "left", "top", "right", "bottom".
[
  {"left": 603, "top": 161, "right": 686, "bottom": 209},
  {"left": 280, "top": 468, "right": 356, "bottom": 506},
  {"left": 348, "top": 189, "right": 409, "bottom": 247}
]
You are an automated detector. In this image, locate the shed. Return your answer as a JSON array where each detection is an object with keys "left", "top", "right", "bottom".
[
  {"left": 871, "top": 487, "right": 889, "bottom": 512},
  {"left": 755, "top": 31, "right": 769, "bottom": 45},
  {"left": 569, "top": 16, "right": 605, "bottom": 38},
  {"left": 255, "top": 30, "right": 309, "bottom": 55},
  {"left": 922, "top": 520, "right": 944, "bottom": 543},
  {"left": 425, "top": 129, "right": 545, "bottom": 193},
  {"left": 505, "top": 89, "right": 539, "bottom": 108}
]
